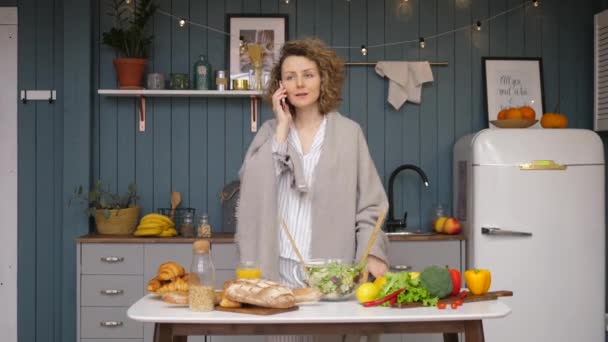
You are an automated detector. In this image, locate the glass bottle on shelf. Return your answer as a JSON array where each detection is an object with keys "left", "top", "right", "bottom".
[
  {"left": 432, "top": 203, "right": 446, "bottom": 232},
  {"left": 197, "top": 214, "right": 212, "bottom": 238},
  {"left": 188, "top": 240, "right": 216, "bottom": 312},
  {"left": 180, "top": 212, "right": 195, "bottom": 238},
  {"left": 193, "top": 54, "right": 211, "bottom": 90}
]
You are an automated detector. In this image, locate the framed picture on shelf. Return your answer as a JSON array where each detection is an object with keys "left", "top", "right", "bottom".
[
  {"left": 483, "top": 57, "right": 545, "bottom": 128},
  {"left": 227, "top": 14, "right": 288, "bottom": 83}
]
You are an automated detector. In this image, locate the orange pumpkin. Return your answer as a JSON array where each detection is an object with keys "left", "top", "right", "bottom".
[
  {"left": 519, "top": 106, "right": 536, "bottom": 121},
  {"left": 540, "top": 113, "right": 568, "bottom": 128}
]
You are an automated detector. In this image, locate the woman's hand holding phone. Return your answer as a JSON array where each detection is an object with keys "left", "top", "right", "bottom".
[{"left": 272, "top": 81, "right": 292, "bottom": 143}]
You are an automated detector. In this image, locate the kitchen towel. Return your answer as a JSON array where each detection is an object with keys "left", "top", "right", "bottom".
[{"left": 375, "top": 61, "right": 434, "bottom": 110}]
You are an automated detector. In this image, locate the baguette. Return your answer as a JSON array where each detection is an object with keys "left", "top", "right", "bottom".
[{"left": 226, "top": 279, "right": 296, "bottom": 309}]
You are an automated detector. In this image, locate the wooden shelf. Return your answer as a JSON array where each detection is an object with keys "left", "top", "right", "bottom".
[
  {"left": 97, "top": 89, "right": 263, "bottom": 97},
  {"left": 97, "top": 89, "right": 263, "bottom": 132}
]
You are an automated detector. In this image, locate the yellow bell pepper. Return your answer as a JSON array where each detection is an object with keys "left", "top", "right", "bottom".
[{"left": 464, "top": 269, "right": 491, "bottom": 295}]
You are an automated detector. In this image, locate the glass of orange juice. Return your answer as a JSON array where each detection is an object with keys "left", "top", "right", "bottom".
[{"left": 235, "top": 261, "right": 261, "bottom": 279}]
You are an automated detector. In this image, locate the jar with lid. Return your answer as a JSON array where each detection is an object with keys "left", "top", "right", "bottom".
[
  {"left": 193, "top": 54, "right": 211, "bottom": 90},
  {"left": 197, "top": 214, "right": 212, "bottom": 238},
  {"left": 180, "top": 212, "right": 195, "bottom": 238},
  {"left": 188, "top": 240, "right": 216, "bottom": 312}
]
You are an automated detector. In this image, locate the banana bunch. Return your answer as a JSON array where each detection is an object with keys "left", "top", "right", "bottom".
[{"left": 133, "top": 213, "right": 177, "bottom": 237}]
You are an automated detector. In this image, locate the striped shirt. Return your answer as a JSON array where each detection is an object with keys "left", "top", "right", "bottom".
[{"left": 272, "top": 117, "right": 327, "bottom": 262}]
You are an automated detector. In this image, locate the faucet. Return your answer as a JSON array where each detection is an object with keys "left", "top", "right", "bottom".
[{"left": 386, "top": 164, "right": 430, "bottom": 232}]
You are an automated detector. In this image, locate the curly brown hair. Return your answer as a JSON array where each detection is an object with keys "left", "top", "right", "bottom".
[{"left": 265, "top": 38, "right": 345, "bottom": 115}]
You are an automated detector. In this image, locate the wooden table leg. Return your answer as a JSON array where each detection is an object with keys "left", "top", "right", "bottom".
[
  {"left": 153, "top": 323, "right": 173, "bottom": 342},
  {"left": 463, "top": 320, "right": 485, "bottom": 342},
  {"left": 443, "top": 332, "right": 459, "bottom": 342}
]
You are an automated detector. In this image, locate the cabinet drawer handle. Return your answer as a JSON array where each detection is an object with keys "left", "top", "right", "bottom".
[
  {"left": 100, "top": 289, "right": 124, "bottom": 295},
  {"left": 100, "top": 321, "right": 123, "bottom": 327},
  {"left": 100, "top": 256, "right": 124, "bottom": 263}
]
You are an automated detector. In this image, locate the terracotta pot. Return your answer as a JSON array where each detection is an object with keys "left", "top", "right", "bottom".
[
  {"left": 113, "top": 58, "right": 147, "bottom": 89},
  {"left": 95, "top": 207, "right": 140, "bottom": 235}
]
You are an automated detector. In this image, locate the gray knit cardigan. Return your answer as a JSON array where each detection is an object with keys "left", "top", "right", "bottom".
[{"left": 236, "top": 112, "right": 389, "bottom": 281}]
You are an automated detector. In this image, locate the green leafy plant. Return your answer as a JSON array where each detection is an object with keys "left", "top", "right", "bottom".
[
  {"left": 102, "top": 0, "right": 158, "bottom": 58},
  {"left": 69, "top": 181, "right": 139, "bottom": 219}
]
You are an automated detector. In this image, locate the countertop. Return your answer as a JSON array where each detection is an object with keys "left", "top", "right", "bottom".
[
  {"left": 76, "top": 232, "right": 465, "bottom": 243},
  {"left": 127, "top": 294, "right": 509, "bottom": 324}
]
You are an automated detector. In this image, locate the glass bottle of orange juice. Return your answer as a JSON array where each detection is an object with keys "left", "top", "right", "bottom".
[{"left": 235, "top": 261, "right": 261, "bottom": 279}]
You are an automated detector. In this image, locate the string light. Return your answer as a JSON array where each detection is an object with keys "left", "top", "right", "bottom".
[
  {"left": 285, "top": 0, "right": 289, "bottom": 4},
  {"left": 125, "top": 0, "right": 131, "bottom": 4},
  {"left": 360, "top": 45, "right": 368, "bottom": 56},
  {"left": 155, "top": 0, "right": 535, "bottom": 54},
  {"left": 239, "top": 36, "right": 246, "bottom": 54}
]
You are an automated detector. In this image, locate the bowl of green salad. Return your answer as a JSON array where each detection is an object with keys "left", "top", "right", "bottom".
[{"left": 293, "top": 259, "right": 364, "bottom": 301}]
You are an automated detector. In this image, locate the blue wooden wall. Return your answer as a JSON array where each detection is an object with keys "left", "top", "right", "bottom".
[
  {"left": 15, "top": 1, "right": 605, "bottom": 342},
  {"left": 93, "top": 0, "right": 596, "bottom": 233}
]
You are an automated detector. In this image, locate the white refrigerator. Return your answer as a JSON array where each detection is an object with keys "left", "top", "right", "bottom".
[{"left": 453, "top": 128, "right": 605, "bottom": 342}]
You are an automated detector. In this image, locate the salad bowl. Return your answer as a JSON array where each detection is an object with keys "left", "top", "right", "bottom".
[{"left": 292, "top": 259, "right": 364, "bottom": 301}]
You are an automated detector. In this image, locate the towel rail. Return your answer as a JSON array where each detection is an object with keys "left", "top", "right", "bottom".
[{"left": 345, "top": 61, "right": 448, "bottom": 66}]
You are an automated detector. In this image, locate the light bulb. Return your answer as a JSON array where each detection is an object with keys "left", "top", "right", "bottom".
[
  {"left": 360, "top": 45, "right": 367, "bottom": 56},
  {"left": 419, "top": 37, "right": 425, "bottom": 49},
  {"left": 476, "top": 21, "right": 482, "bottom": 31},
  {"left": 533, "top": 0, "right": 539, "bottom": 7},
  {"left": 285, "top": 0, "right": 290, "bottom": 4},
  {"left": 179, "top": 19, "right": 186, "bottom": 27},
  {"left": 125, "top": 0, "right": 131, "bottom": 4}
]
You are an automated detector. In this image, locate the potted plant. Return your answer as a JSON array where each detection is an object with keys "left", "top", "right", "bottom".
[
  {"left": 102, "top": 0, "right": 158, "bottom": 89},
  {"left": 70, "top": 181, "right": 140, "bottom": 235}
]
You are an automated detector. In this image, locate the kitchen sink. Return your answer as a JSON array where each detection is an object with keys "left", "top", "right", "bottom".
[{"left": 385, "top": 230, "right": 435, "bottom": 236}]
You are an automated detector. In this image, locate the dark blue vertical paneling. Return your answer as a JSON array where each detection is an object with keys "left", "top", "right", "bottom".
[
  {"left": 17, "top": 0, "right": 37, "bottom": 341},
  {"left": 99, "top": 0, "right": 118, "bottom": 189},
  {"left": 188, "top": 0, "right": 209, "bottom": 218},
  {"left": 454, "top": 0, "right": 472, "bottom": 142},
  {"left": 206, "top": 0, "right": 226, "bottom": 230},
  {"left": 315, "top": 0, "right": 331, "bottom": 44},
  {"left": 171, "top": 0, "right": 191, "bottom": 207},
  {"left": 579, "top": 2, "right": 595, "bottom": 129},
  {"left": 333, "top": 0, "right": 350, "bottom": 116},
  {"left": 153, "top": 0, "right": 173, "bottom": 211},
  {"left": 507, "top": 0, "right": 525, "bottom": 57},
  {"left": 384, "top": 0, "right": 406, "bottom": 224},
  {"left": 117, "top": 98, "right": 136, "bottom": 192},
  {"left": 35, "top": 0, "right": 55, "bottom": 340},
  {"left": 524, "top": 0, "right": 542, "bottom": 57},
  {"left": 279, "top": 0, "right": 296, "bottom": 45},
  {"left": 401, "top": 0, "right": 421, "bottom": 229},
  {"left": 542, "top": 0, "right": 559, "bottom": 114},
  {"left": 92, "top": 0, "right": 101, "bottom": 193},
  {"left": 259, "top": 0, "right": 279, "bottom": 125},
  {"left": 419, "top": 0, "right": 438, "bottom": 230},
  {"left": 348, "top": 0, "right": 367, "bottom": 132},
  {"left": 436, "top": 0, "right": 455, "bottom": 216},
  {"left": 241, "top": 0, "right": 259, "bottom": 151},
  {"left": 560, "top": 0, "right": 578, "bottom": 124},
  {"left": 366, "top": 0, "right": 385, "bottom": 185},
  {"left": 296, "top": 0, "right": 314, "bottom": 38},
  {"left": 225, "top": 0, "right": 243, "bottom": 184},
  {"left": 488, "top": 0, "right": 507, "bottom": 57},
  {"left": 471, "top": 0, "right": 489, "bottom": 131}
]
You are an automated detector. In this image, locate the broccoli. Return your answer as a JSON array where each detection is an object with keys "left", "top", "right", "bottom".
[{"left": 420, "top": 265, "right": 453, "bottom": 298}]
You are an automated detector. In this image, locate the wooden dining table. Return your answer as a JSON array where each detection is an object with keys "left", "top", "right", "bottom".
[{"left": 127, "top": 294, "right": 511, "bottom": 342}]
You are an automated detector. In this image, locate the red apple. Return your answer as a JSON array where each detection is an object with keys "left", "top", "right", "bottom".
[{"left": 443, "top": 217, "right": 461, "bottom": 235}]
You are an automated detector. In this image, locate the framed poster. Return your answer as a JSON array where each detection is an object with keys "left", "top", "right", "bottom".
[
  {"left": 483, "top": 57, "right": 545, "bottom": 124},
  {"left": 227, "top": 14, "right": 288, "bottom": 81}
]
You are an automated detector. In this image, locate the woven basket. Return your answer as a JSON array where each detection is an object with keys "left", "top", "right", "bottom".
[{"left": 95, "top": 207, "right": 140, "bottom": 235}]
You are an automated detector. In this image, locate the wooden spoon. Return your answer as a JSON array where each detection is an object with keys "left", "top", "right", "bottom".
[
  {"left": 170, "top": 191, "right": 181, "bottom": 221},
  {"left": 358, "top": 207, "right": 388, "bottom": 283}
]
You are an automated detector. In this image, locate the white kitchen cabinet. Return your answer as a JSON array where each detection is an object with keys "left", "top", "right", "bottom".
[{"left": 77, "top": 235, "right": 465, "bottom": 342}]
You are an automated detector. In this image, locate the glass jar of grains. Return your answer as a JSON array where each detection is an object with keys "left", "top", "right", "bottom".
[
  {"left": 188, "top": 240, "right": 216, "bottom": 312},
  {"left": 197, "top": 214, "right": 212, "bottom": 238}
]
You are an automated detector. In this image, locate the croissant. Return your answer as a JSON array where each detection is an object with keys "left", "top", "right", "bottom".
[
  {"left": 157, "top": 262, "right": 185, "bottom": 281},
  {"left": 155, "top": 277, "right": 189, "bottom": 295},
  {"left": 147, "top": 277, "right": 165, "bottom": 292}
]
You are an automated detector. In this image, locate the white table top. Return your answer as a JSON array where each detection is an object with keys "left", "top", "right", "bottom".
[{"left": 127, "top": 294, "right": 511, "bottom": 324}]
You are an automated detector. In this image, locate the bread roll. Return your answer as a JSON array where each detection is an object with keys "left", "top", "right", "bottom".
[
  {"left": 293, "top": 287, "right": 322, "bottom": 303},
  {"left": 226, "top": 279, "right": 296, "bottom": 309},
  {"left": 161, "top": 291, "right": 189, "bottom": 304}
]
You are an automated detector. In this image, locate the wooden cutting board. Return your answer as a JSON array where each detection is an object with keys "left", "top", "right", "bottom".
[
  {"left": 215, "top": 304, "right": 299, "bottom": 315},
  {"left": 392, "top": 290, "right": 513, "bottom": 308}
]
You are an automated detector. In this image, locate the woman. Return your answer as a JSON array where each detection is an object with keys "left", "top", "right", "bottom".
[{"left": 236, "top": 38, "right": 389, "bottom": 293}]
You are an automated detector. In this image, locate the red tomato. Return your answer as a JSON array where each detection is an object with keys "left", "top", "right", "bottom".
[
  {"left": 450, "top": 303, "right": 459, "bottom": 309},
  {"left": 454, "top": 299, "right": 464, "bottom": 306},
  {"left": 437, "top": 303, "right": 447, "bottom": 309}
]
